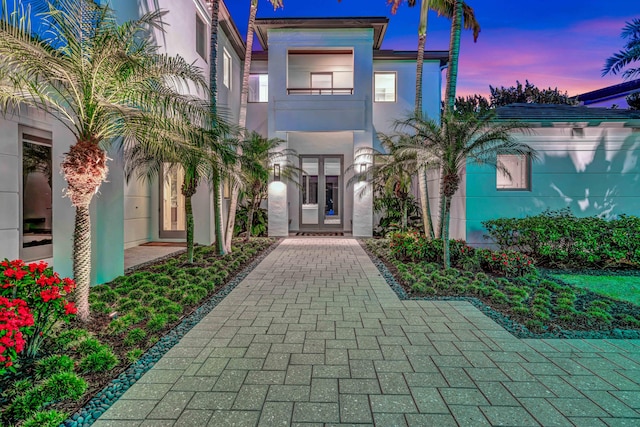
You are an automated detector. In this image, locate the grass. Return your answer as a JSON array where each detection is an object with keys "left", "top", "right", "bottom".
[{"left": 551, "top": 274, "right": 640, "bottom": 306}]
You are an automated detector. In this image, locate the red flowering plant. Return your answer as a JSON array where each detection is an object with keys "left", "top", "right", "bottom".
[
  {"left": 0, "top": 297, "right": 34, "bottom": 375},
  {"left": 478, "top": 249, "right": 536, "bottom": 277},
  {"left": 0, "top": 259, "right": 77, "bottom": 361}
]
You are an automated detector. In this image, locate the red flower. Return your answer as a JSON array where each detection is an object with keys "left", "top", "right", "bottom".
[{"left": 64, "top": 302, "right": 77, "bottom": 315}]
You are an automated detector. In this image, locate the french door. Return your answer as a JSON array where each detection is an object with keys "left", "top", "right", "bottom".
[{"left": 300, "top": 156, "right": 343, "bottom": 230}]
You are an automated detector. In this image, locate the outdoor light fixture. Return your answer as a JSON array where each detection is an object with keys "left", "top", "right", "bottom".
[
  {"left": 359, "top": 163, "right": 367, "bottom": 174},
  {"left": 274, "top": 164, "right": 281, "bottom": 181}
]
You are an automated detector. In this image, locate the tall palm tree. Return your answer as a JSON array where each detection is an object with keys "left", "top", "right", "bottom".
[
  {"left": 238, "top": 131, "right": 299, "bottom": 241},
  {"left": 207, "top": 0, "right": 228, "bottom": 255},
  {"left": 443, "top": 0, "right": 480, "bottom": 113},
  {"left": 395, "top": 111, "right": 536, "bottom": 267},
  {"left": 602, "top": 18, "right": 640, "bottom": 80},
  {"left": 225, "top": 0, "right": 284, "bottom": 252},
  {"left": 0, "top": 0, "right": 211, "bottom": 321}
]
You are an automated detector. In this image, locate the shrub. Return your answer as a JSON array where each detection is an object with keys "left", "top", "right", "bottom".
[
  {"left": 146, "top": 314, "right": 168, "bottom": 333},
  {"left": 22, "top": 410, "right": 68, "bottom": 427},
  {"left": 126, "top": 348, "right": 144, "bottom": 363},
  {"left": 80, "top": 348, "right": 119, "bottom": 373},
  {"left": 40, "top": 372, "right": 87, "bottom": 401},
  {"left": 124, "top": 328, "right": 147, "bottom": 346},
  {"left": 55, "top": 328, "right": 91, "bottom": 351},
  {"left": 478, "top": 249, "right": 536, "bottom": 277},
  {"left": 35, "top": 355, "right": 74, "bottom": 380},
  {"left": 483, "top": 209, "right": 640, "bottom": 268},
  {"left": 0, "top": 259, "right": 77, "bottom": 360},
  {"left": 76, "top": 338, "right": 105, "bottom": 356}
]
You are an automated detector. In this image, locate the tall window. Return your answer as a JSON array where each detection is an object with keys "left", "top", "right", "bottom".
[
  {"left": 21, "top": 127, "right": 53, "bottom": 260},
  {"left": 248, "top": 74, "right": 268, "bottom": 102},
  {"left": 223, "top": 49, "right": 231, "bottom": 89},
  {"left": 497, "top": 154, "right": 530, "bottom": 190},
  {"left": 374, "top": 72, "right": 396, "bottom": 102},
  {"left": 195, "top": 14, "right": 207, "bottom": 61}
]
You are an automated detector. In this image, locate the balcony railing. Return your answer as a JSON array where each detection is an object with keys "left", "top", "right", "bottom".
[{"left": 287, "top": 87, "right": 353, "bottom": 95}]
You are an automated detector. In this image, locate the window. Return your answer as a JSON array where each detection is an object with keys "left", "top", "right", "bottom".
[
  {"left": 195, "top": 14, "right": 207, "bottom": 61},
  {"left": 21, "top": 127, "right": 53, "bottom": 261},
  {"left": 375, "top": 72, "right": 396, "bottom": 102},
  {"left": 248, "top": 74, "right": 268, "bottom": 102},
  {"left": 223, "top": 49, "right": 231, "bottom": 89},
  {"left": 497, "top": 154, "right": 530, "bottom": 190}
]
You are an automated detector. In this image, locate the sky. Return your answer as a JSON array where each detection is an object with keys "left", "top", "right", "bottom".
[{"left": 225, "top": 0, "right": 638, "bottom": 98}]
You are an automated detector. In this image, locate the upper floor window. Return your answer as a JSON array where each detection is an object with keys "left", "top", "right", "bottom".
[
  {"left": 497, "top": 154, "right": 530, "bottom": 190},
  {"left": 223, "top": 49, "right": 231, "bottom": 89},
  {"left": 249, "top": 74, "right": 268, "bottom": 102},
  {"left": 374, "top": 72, "right": 396, "bottom": 102},
  {"left": 287, "top": 49, "right": 353, "bottom": 95},
  {"left": 195, "top": 14, "right": 207, "bottom": 61}
]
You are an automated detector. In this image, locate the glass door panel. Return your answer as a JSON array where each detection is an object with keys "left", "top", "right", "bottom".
[
  {"left": 324, "top": 157, "right": 341, "bottom": 225},
  {"left": 160, "top": 165, "right": 186, "bottom": 238},
  {"left": 301, "top": 158, "right": 319, "bottom": 225}
]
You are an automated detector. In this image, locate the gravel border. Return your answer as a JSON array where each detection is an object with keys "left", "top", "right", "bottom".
[
  {"left": 62, "top": 239, "right": 282, "bottom": 427},
  {"left": 361, "top": 241, "right": 640, "bottom": 340}
]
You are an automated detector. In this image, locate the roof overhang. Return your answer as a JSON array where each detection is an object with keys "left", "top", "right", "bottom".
[
  {"left": 254, "top": 17, "right": 389, "bottom": 50},
  {"left": 374, "top": 50, "right": 449, "bottom": 67},
  {"left": 219, "top": 0, "right": 245, "bottom": 58}
]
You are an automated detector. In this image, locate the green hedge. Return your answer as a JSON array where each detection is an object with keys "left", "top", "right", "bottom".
[{"left": 483, "top": 209, "right": 640, "bottom": 268}]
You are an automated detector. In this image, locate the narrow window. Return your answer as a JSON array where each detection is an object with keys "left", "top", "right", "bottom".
[
  {"left": 223, "top": 49, "right": 231, "bottom": 89},
  {"left": 21, "top": 128, "right": 53, "bottom": 261},
  {"left": 497, "top": 154, "right": 530, "bottom": 190},
  {"left": 374, "top": 72, "right": 396, "bottom": 102},
  {"left": 195, "top": 14, "right": 207, "bottom": 61},
  {"left": 248, "top": 74, "right": 268, "bottom": 102}
]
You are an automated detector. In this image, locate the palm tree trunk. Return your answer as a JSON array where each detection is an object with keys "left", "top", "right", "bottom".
[
  {"left": 73, "top": 205, "right": 91, "bottom": 322},
  {"left": 414, "top": 0, "right": 430, "bottom": 115},
  {"left": 212, "top": 171, "right": 226, "bottom": 255},
  {"left": 185, "top": 194, "right": 194, "bottom": 263},
  {"left": 417, "top": 166, "right": 434, "bottom": 239},
  {"left": 442, "top": 195, "right": 452, "bottom": 268},
  {"left": 245, "top": 197, "right": 257, "bottom": 242},
  {"left": 444, "top": 0, "right": 463, "bottom": 114},
  {"left": 225, "top": 0, "right": 257, "bottom": 252}
]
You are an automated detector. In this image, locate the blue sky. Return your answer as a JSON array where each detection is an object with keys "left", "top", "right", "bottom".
[{"left": 225, "top": 0, "right": 638, "bottom": 98}]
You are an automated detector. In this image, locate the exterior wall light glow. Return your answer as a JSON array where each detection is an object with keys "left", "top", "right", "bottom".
[{"left": 274, "top": 164, "right": 281, "bottom": 181}]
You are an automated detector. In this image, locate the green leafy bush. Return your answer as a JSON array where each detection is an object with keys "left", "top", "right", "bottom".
[
  {"left": 483, "top": 209, "right": 640, "bottom": 268},
  {"left": 22, "top": 410, "right": 68, "bottom": 427},
  {"left": 146, "top": 313, "right": 169, "bottom": 332},
  {"left": 76, "top": 338, "right": 105, "bottom": 356},
  {"left": 35, "top": 355, "right": 74, "bottom": 380},
  {"left": 478, "top": 249, "right": 536, "bottom": 277},
  {"left": 126, "top": 348, "right": 144, "bottom": 363},
  {"left": 124, "top": 328, "right": 147, "bottom": 346},
  {"left": 80, "top": 348, "right": 119, "bottom": 373}
]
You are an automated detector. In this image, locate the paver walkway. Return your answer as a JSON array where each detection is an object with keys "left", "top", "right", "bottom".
[{"left": 96, "top": 238, "right": 640, "bottom": 426}]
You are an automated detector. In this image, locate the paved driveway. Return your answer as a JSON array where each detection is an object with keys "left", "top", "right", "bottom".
[{"left": 96, "top": 238, "right": 640, "bottom": 426}]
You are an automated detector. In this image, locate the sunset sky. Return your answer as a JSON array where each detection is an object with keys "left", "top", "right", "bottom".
[{"left": 225, "top": 0, "right": 638, "bottom": 98}]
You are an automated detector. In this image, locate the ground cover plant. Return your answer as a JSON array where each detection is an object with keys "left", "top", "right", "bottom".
[
  {"left": 0, "top": 238, "right": 275, "bottom": 426},
  {"left": 366, "top": 235, "right": 640, "bottom": 337}
]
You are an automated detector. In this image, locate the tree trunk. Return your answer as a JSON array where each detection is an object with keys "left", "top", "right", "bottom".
[
  {"left": 209, "top": 0, "right": 219, "bottom": 116},
  {"left": 181, "top": 171, "right": 198, "bottom": 263},
  {"left": 442, "top": 195, "right": 452, "bottom": 268},
  {"left": 73, "top": 205, "right": 91, "bottom": 322},
  {"left": 417, "top": 166, "right": 433, "bottom": 239},
  {"left": 225, "top": 0, "right": 257, "bottom": 252},
  {"left": 444, "top": 0, "right": 463, "bottom": 114},
  {"left": 212, "top": 171, "right": 226, "bottom": 255},
  {"left": 414, "top": 0, "right": 430, "bottom": 115},
  {"left": 245, "top": 198, "right": 256, "bottom": 242}
]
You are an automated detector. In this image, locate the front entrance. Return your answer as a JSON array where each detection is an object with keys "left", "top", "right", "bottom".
[{"left": 300, "top": 156, "right": 343, "bottom": 230}]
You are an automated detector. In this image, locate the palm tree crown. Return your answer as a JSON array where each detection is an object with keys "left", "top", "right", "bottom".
[{"left": 603, "top": 18, "right": 640, "bottom": 80}]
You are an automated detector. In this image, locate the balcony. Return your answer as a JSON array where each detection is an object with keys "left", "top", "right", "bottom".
[{"left": 287, "top": 49, "right": 353, "bottom": 96}]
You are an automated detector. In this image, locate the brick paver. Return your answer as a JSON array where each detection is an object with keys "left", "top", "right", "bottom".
[{"left": 96, "top": 238, "right": 640, "bottom": 426}]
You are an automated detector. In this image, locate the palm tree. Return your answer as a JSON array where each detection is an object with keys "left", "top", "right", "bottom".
[
  {"left": 348, "top": 137, "right": 419, "bottom": 233},
  {"left": 238, "top": 131, "right": 299, "bottom": 241},
  {"left": 225, "top": 0, "right": 284, "bottom": 253},
  {"left": 0, "top": 0, "right": 211, "bottom": 321},
  {"left": 395, "top": 111, "right": 536, "bottom": 267},
  {"left": 207, "top": 0, "right": 228, "bottom": 256},
  {"left": 603, "top": 18, "right": 640, "bottom": 80},
  {"left": 443, "top": 0, "right": 480, "bottom": 113}
]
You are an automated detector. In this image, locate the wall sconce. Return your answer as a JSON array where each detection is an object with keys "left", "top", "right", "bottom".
[
  {"left": 273, "top": 164, "right": 281, "bottom": 181},
  {"left": 359, "top": 164, "right": 367, "bottom": 174}
]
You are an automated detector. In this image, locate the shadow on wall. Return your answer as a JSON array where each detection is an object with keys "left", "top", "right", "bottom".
[{"left": 467, "top": 128, "right": 640, "bottom": 246}]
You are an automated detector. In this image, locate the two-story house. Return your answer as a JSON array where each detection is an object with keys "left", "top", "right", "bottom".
[{"left": 245, "top": 18, "right": 447, "bottom": 237}]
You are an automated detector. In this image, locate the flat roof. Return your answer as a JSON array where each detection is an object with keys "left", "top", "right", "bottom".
[
  {"left": 495, "top": 103, "right": 640, "bottom": 124},
  {"left": 254, "top": 17, "right": 389, "bottom": 50}
]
